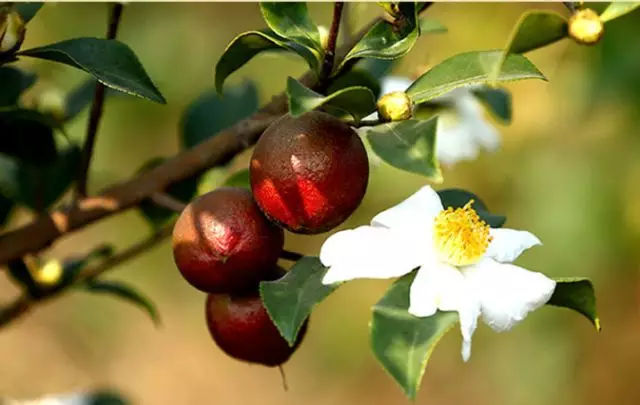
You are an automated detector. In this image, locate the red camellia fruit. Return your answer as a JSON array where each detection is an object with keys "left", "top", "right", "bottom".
[
  {"left": 172, "top": 187, "right": 284, "bottom": 293},
  {"left": 205, "top": 290, "right": 308, "bottom": 366},
  {"left": 250, "top": 111, "right": 369, "bottom": 234}
]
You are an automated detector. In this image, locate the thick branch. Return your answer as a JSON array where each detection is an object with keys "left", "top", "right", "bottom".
[
  {"left": 76, "top": 3, "right": 124, "bottom": 198},
  {"left": 0, "top": 14, "right": 382, "bottom": 267},
  {"left": 320, "top": 2, "right": 344, "bottom": 81}
]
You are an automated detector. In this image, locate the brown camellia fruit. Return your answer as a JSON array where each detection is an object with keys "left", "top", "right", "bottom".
[
  {"left": 250, "top": 111, "right": 369, "bottom": 234},
  {"left": 205, "top": 289, "right": 308, "bottom": 366},
  {"left": 172, "top": 187, "right": 284, "bottom": 293}
]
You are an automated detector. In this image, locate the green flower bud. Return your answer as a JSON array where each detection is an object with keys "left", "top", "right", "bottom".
[
  {"left": 377, "top": 91, "right": 413, "bottom": 122},
  {"left": 568, "top": 8, "right": 604, "bottom": 45},
  {"left": 0, "top": 10, "right": 26, "bottom": 54}
]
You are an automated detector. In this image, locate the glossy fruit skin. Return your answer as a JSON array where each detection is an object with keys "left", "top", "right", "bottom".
[
  {"left": 205, "top": 290, "right": 308, "bottom": 366},
  {"left": 250, "top": 111, "right": 369, "bottom": 234},
  {"left": 172, "top": 188, "right": 284, "bottom": 293}
]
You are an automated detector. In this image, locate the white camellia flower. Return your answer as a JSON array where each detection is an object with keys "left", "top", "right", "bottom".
[
  {"left": 376, "top": 76, "right": 501, "bottom": 166},
  {"left": 320, "top": 186, "right": 556, "bottom": 361}
]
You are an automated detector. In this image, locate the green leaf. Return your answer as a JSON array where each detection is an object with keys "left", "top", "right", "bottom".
[
  {"left": 0, "top": 193, "right": 13, "bottom": 226},
  {"left": 64, "top": 79, "right": 97, "bottom": 121},
  {"left": 181, "top": 81, "right": 259, "bottom": 149},
  {"left": 371, "top": 271, "right": 458, "bottom": 400},
  {"left": 339, "top": 3, "right": 419, "bottom": 71},
  {"left": 286, "top": 76, "right": 376, "bottom": 123},
  {"left": 547, "top": 277, "right": 600, "bottom": 331},
  {"left": 0, "top": 108, "right": 58, "bottom": 164},
  {"left": 357, "top": 58, "right": 395, "bottom": 80},
  {"left": 0, "top": 66, "right": 37, "bottom": 106},
  {"left": 419, "top": 18, "right": 447, "bottom": 34},
  {"left": 260, "top": 256, "right": 339, "bottom": 346},
  {"left": 14, "top": 2, "right": 43, "bottom": 23},
  {"left": 84, "top": 279, "right": 161, "bottom": 327},
  {"left": 437, "top": 188, "right": 506, "bottom": 228},
  {"left": 366, "top": 118, "right": 442, "bottom": 181},
  {"left": 505, "top": 11, "right": 568, "bottom": 55},
  {"left": 137, "top": 157, "right": 198, "bottom": 228},
  {"left": 223, "top": 168, "right": 250, "bottom": 189},
  {"left": 327, "top": 68, "right": 381, "bottom": 99},
  {"left": 0, "top": 145, "right": 81, "bottom": 210},
  {"left": 214, "top": 29, "right": 317, "bottom": 94},
  {"left": 19, "top": 38, "right": 166, "bottom": 104},
  {"left": 600, "top": 2, "right": 640, "bottom": 22},
  {"left": 259, "top": 2, "right": 323, "bottom": 57},
  {"left": 471, "top": 86, "right": 512, "bottom": 123},
  {"left": 60, "top": 244, "right": 114, "bottom": 286},
  {"left": 407, "top": 51, "right": 546, "bottom": 105},
  {"left": 88, "top": 390, "right": 130, "bottom": 405}
]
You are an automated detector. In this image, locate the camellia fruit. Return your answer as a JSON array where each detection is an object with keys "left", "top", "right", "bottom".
[
  {"left": 172, "top": 188, "right": 284, "bottom": 293},
  {"left": 250, "top": 111, "right": 369, "bottom": 234},
  {"left": 205, "top": 289, "right": 308, "bottom": 366}
]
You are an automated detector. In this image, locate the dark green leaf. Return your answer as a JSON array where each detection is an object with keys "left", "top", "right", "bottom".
[
  {"left": 60, "top": 244, "right": 115, "bottom": 287},
  {"left": 259, "top": 2, "right": 323, "bottom": 56},
  {"left": 407, "top": 51, "right": 546, "bottom": 105},
  {"left": 215, "top": 29, "right": 318, "bottom": 94},
  {"left": 137, "top": 157, "right": 198, "bottom": 228},
  {"left": 371, "top": 271, "right": 458, "bottom": 400},
  {"left": 357, "top": 58, "right": 395, "bottom": 80},
  {"left": 181, "top": 81, "right": 259, "bottom": 149},
  {"left": 339, "top": 3, "right": 419, "bottom": 71},
  {"left": 437, "top": 188, "right": 506, "bottom": 228},
  {"left": 0, "top": 108, "right": 57, "bottom": 164},
  {"left": 366, "top": 118, "right": 442, "bottom": 181},
  {"left": 0, "top": 66, "right": 37, "bottom": 106},
  {"left": 7, "top": 258, "right": 42, "bottom": 298},
  {"left": 260, "top": 256, "right": 339, "bottom": 346},
  {"left": 64, "top": 79, "right": 97, "bottom": 121},
  {"left": 0, "top": 145, "right": 81, "bottom": 210},
  {"left": 84, "top": 279, "right": 161, "bottom": 326},
  {"left": 419, "top": 18, "right": 447, "bottom": 34},
  {"left": 223, "top": 168, "right": 250, "bottom": 189},
  {"left": 88, "top": 390, "right": 130, "bottom": 405},
  {"left": 327, "top": 69, "right": 381, "bottom": 99},
  {"left": 287, "top": 76, "right": 376, "bottom": 122},
  {"left": 547, "top": 277, "right": 600, "bottom": 331},
  {"left": 14, "top": 2, "right": 43, "bottom": 23},
  {"left": 600, "top": 2, "right": 640, "bottom": 22},
  {"left": 19, "top": 38, "right": 166, "bottom": 103},
  {"left": 471, "top": 86, "right": 512, "bottom": 123}
]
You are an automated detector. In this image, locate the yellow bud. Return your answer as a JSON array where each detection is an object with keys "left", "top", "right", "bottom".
[
  {"left": 0, "top": 11, "right": 26, "bottom": 54},
  {"left": 568, "top": 8, "right": 604, "bottom": 45},
  {"left": 34, "top": 260, "right": 64, "bottom": 287},
  {"left": 36, "top": 89, "right": 67, "bottom": 121},
  {"left": 377, "top": 91, "right": 413, "bottom": 122}
]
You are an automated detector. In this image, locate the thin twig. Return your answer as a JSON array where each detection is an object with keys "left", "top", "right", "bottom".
[
  {"left": 75, "top": 3, "right": 124, "bottom": 198},
  {"left": 150, "top": 192, "right": 187, "bottom": 213},
  {"left": 280, "top": 249, "right": 304, "bottom": 262},
  {"left": 563, "top": 2, "right": 576, "bottom": 13},
  {"left": 319, "top": 2, "right": 344, "bottom": 82},
  {"left": 0, "top": 222, "right": 173, "bottom": 329},
  {"left": 351, "top": 118, "right": 381, "bottom": 128}
]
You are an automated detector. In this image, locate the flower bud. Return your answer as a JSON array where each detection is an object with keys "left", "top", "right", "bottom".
[
  {"left": 0, "top": 10, "right": 26, "bottom": 54},
  {"left": 377, "top": 91, "right": 413, "bottom": 122},
  {"left": 568, "top": 8, "right": 604, "bottom": 45}
]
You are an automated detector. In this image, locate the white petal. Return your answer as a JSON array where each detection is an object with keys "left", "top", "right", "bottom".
[
  {"left": 408, "top": 262, "right": 481, "bottom": 362},
  {"left": 462, "top": 259, "right": 556, "bottom": 333},
  {"left": 320, "top": 226, "right": 423, "bottom": 284},
  {"left": 485, "top": 228, "right": 542, "bottom": 263},
  {"left": 371, "top": 186, "right": 443, "bottom": 230},
  {"left": 381, "top": 76, "right": 412, "bottom": 95},
  {"left": 436, "top": 113, "right": 480, "bottom": 166}
]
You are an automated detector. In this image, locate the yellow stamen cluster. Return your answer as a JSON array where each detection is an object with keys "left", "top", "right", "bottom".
[{"left": 433, "top": 200, "right": 492, "bottom": 266}]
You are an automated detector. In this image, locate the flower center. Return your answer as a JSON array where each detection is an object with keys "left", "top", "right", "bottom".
[{"left": 432, "top": 200, "right": 492, "bottom": 266}]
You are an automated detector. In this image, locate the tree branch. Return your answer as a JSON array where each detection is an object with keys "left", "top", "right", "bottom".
[
  {"left": 320, "top": 2, "right": 344, "bottom": 81},
  {"left": 0, "top": 222, "right": 173, "bottom": 328},
  {"left": 279, "top": 249, "right": 304, "bottom": 262},
  {"left": 0, "top": 13, "right": 383, "bottom": 268},
  {"left": 150, "top": 192, "right": 187, "bottom": 213},
  {"left": 75, "top": 3, "right": 124, "bottom": 198}
]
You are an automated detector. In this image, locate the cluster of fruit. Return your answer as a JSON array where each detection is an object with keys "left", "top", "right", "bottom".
[{"left": 172, "top": 111, "right": 369, "bottom": 367}]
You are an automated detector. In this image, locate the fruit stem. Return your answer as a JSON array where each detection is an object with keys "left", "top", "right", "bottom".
[
  {"left": 280, "top": 249, "right": 304, "bottom": 262},
  {"left": 150, "top": 192, "right": 187, "bottom": 213},
  {"left": 319, "top": 2, "right": 344, "bottom": 83},
  {"left": 278, "top": 365, "right": 289, "bottom": 392},
  {"left": 75, "top": 2, "right": 124, "bottom": 199}
]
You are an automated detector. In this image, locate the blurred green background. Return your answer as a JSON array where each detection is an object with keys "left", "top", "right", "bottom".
[{"left": 1, "top": 2, "right": 640, "bottom": 404}]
